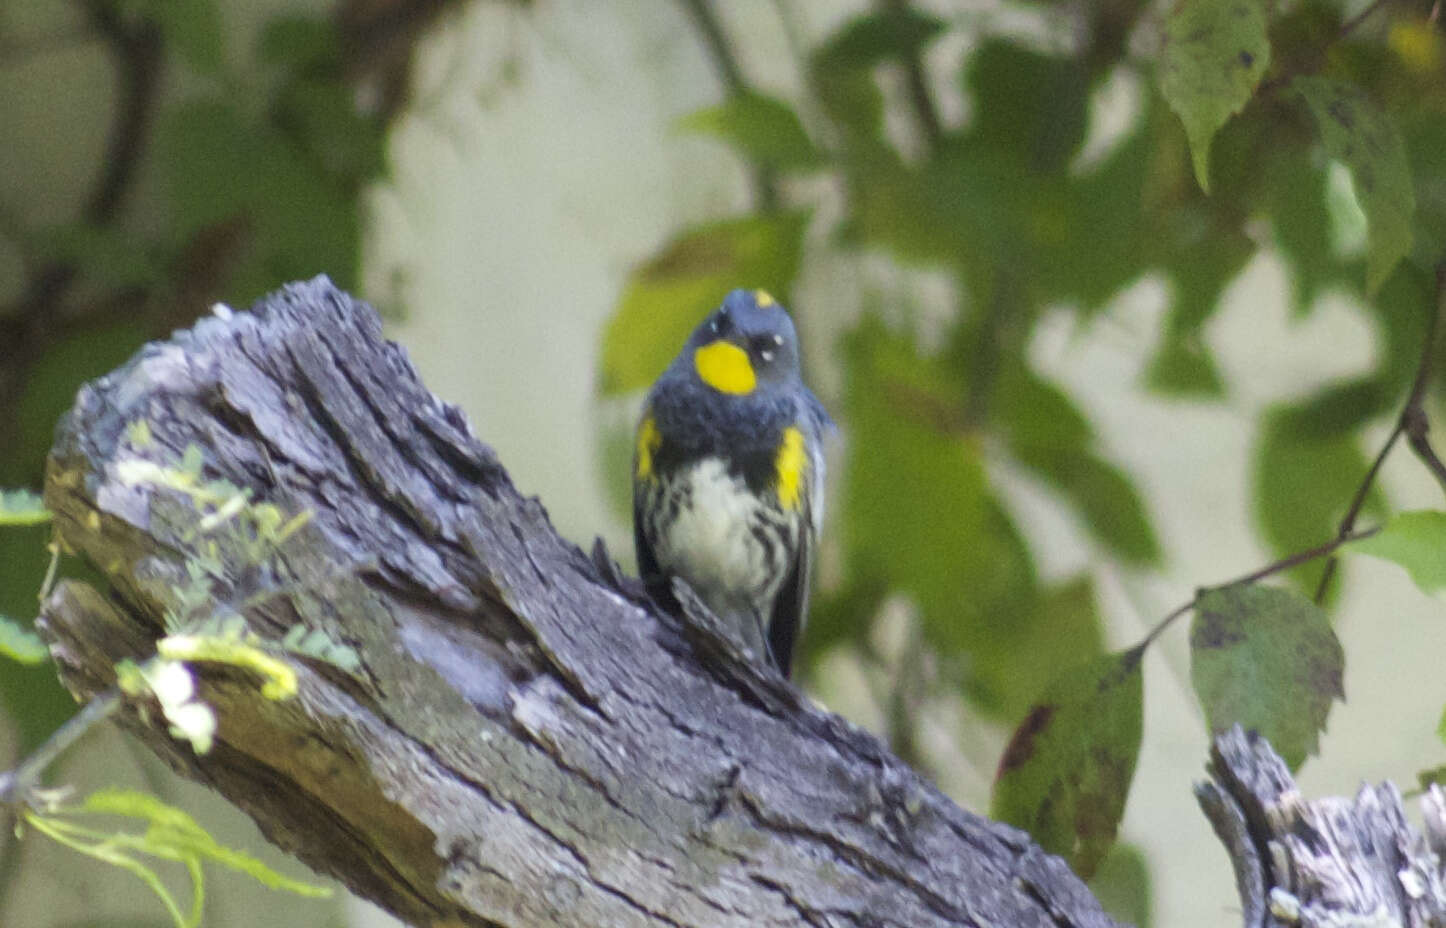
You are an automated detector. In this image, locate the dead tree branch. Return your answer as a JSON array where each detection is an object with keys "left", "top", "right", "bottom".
[
  {"left": 1197, "top": 725, "right": 1446, "bottom": 928},
  {"left": 37, "top": 278, "right": 1117, "bottom": 928}
]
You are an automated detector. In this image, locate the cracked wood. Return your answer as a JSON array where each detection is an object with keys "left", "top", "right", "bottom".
[{"left": 38, "top": 277, "right": 1119, "bottom": 928}]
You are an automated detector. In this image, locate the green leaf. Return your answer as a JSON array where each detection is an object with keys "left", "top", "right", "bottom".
[
  {"left": 598, "top": 212, "right": 808, "bottom": 394},
  {"left": 1160, "top": 0, "right": 1270, "bottom": 192},
  {"left": 964, "top": 40, "right": 1090, "bottom": 172},
  {"left": 157, "top": 99, "right": 361, "bottom": 300},
  {"left": 0, "top": 488, "right": 50, "bottom": 525},
  {"left": 124, "top": 0, "right": 225, "bottom": 75},
  {"left": 0, "top": 615, "right": 48, "bottom": 664},
  {"left": 1254, "top": 406, "right": 1382, "bottom": 591},
  {"left": 1294, "top": 76, "right": 1415, "bottom": 292},
  {"left": 1345, "top": 510, "right": 1446, "bottom": 594},
  {"left": 1089, "top": 843, "right": 1154, "bottom": 928},
  {"left": 991, "top": 647, "right": 1145, "bottom": 879},
  {"left": 810, "top": 8, "right": 944, "bottom": 144},
  {"left": 1144, "top": 332, "right": 1225, "bottom": 396},
  {"left": 31, "top": 222, "right": 164, "bottom": 291},
  {"left": 842, "top": 319, "right": 1039, "bottom": 663},
  {"left": 1012, "top": 444, "right": 1161, "bottom": 566},
  {"left": 676, "top": 91, "right": 824, "bottom": 171},
  {"left": 1266, "top": 150, "right": 1341, "bottom": 315},
  {"left": 968, "top": 576, "right": 1106, "bottom": 722},
  {"left": 812, "top": 8, "right": 945, "bottom": 71},
  {"left": 1190, "top": 584, "right": 1344, "bottom": 771}
]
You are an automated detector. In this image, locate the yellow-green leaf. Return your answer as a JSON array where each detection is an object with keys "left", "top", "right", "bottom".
[
  {"left": 1160, "top": 0, "right": 1270, "bottom": 192},
  {"left": 1345, "top": 510, "right": 1446, "bottom": 594},
  {"left": 0, "top": 615, "right": 48, "bottom": 664}
]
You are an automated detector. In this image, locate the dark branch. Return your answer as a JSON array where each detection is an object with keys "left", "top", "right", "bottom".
[{"left": 1315, "top": 257, "right": 1446, "bottom": 600}]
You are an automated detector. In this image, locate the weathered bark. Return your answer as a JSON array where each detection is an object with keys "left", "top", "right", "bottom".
[
  {"left": 38, "top": 278, "right": 1118, "bottom": 928},
  {"left": 1197, "top": 725, "right": 1446, "bottom": 928}
]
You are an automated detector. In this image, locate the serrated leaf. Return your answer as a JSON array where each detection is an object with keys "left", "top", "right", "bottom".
[
  {"left": 0, "top": 488, "right": 50, "bottom": 525},
  {"left": 1160, "top": 0, "right": 1270, "bottom": 192},
  {"left": 1190, "top": 584, "right": 1343, "bottom": 771},
  {"left": 676, "top": 91, "right": 823, "bottom": 171},
  {"left": 991, "top": 647, "right": 1144, "bottom": 879},
  {"left": 598, "top": 212, "right": 808, "bottom": 394},
  {"left": 1294, "top": 76, "right": 1415, "bottom": 292},
  {"left": 1345, "top": 510, "right": 1446, "bottom": 594},
  {"left": 0, "top": 615, "right": 48, "bottom": 664}
]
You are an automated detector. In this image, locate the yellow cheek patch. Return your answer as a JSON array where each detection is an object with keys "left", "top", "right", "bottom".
[
  {"left": 693, "top": 341, "right": 756, "bottom": 395},
  {"left": 636, "top": 415, "right": 662, "bottom": 479},
  {"left": 754, "top": 290, "right": 775, "bottom": 307},
  {"left": 775, "top": 426, "right": 808, "bottom": 511}
]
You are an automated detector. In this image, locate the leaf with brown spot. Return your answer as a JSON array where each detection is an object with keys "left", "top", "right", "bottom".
[
  {"left": 990, "top": 647, "right": 1144, "bottom": 879},
  {"left": 1190, "top": 584, "right": 1344, "bottom": 771}
]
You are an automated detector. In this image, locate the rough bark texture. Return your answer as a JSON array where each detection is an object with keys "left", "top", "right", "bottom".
[
  {"left": 38, "top": 278, "right": 1118, "bottom": 928},
  {"left": 1197, "top": 725, "right": 1446, "bottom": 928}
]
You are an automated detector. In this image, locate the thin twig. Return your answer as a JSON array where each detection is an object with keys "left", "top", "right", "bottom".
[
  {"left": 1315, "top": 257, "right": 1446, "bottom": 599},
  {"left": 1139, "top": 527, "right": 1380, "bottom": 648},
  {"left": 674, "top": 0, "right": 780, "bottom": 211},
  {"left": 0, "top": 692, "right": 120, "bottom": 809}
]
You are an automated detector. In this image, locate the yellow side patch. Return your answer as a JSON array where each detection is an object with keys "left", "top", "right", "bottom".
[
  {"left": 754, "top": 290, "right": 775, "bottom": 307},
  {"left": 775, "top": 426, "right": 808, "bottom": 511},
  {"left": 693, "top": 341, "right": 756, "bottom": 395},
  {"left": 636, "top": 415, "right": 662, "bottom": 479}
]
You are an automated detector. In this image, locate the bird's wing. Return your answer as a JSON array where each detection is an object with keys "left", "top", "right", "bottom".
[{"left": 767, "top": 430, "right": 823, "bottom": 679}]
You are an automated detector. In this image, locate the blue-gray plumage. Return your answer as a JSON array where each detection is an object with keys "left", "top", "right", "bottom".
[{"left": 633, "top": 289, "right": 829, "bottom": 677}]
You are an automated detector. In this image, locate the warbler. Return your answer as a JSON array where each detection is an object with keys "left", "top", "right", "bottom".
[{"left": 633, "top": 288, "right": 829, "bottom": 678}]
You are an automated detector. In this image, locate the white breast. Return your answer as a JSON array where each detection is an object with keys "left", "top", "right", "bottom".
[{"left": 654, "top": 458, "right": 778, "bottom": 614}]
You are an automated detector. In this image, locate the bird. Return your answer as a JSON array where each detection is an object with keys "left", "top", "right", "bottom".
[{"left": 632, "top": 288, "right": 829, "bottom": 678}]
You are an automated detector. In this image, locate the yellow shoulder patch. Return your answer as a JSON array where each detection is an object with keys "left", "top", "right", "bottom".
[
  {"left": 693, "top": 341, "right": 756, "bottom": 395},
  {"left": 636, "top": 414, "right": 662, "bottom": 480},
  {"left": 775, "top": 426, "right": 808, "bottom": 511},
  {"left": 754, "top": 290, "right": 776, "bottom": 307}
]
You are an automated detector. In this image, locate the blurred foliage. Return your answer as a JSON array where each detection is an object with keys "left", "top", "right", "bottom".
[
  {"left": 598, "top": 0, "right": 1446, "bottom": 885},
  {"left": 4, "top": 0, "right": 1446, "bottom": 913},
  {"left": 0, "top": 0, "right": 403, "bottom": 760}
]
